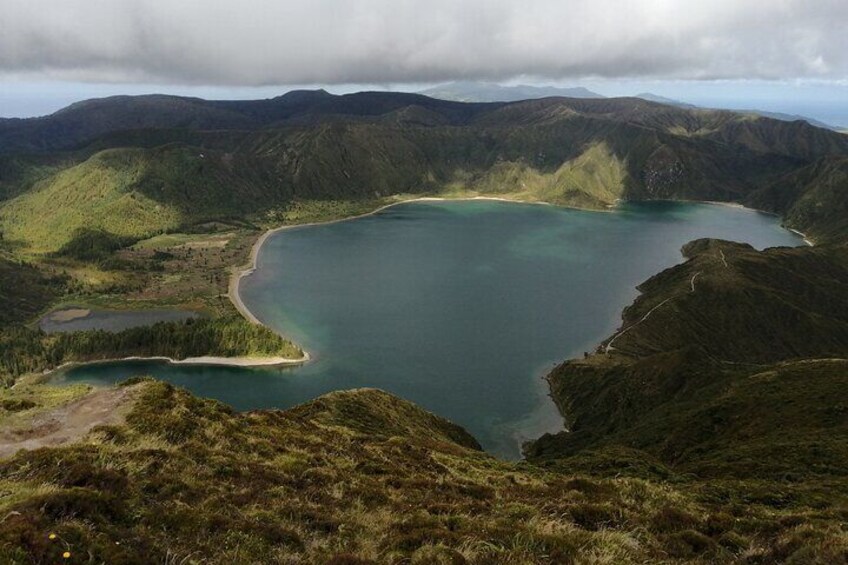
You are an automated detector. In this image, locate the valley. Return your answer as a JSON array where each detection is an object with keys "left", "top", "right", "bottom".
[
  {"left": 1, "top": 91, "right": 847, "bottom": 562},
  {"left": 56, "top": 199, "right": 802, "bottom": 458}
]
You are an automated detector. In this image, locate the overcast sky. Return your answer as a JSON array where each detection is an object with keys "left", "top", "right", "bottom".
[{"left": 1, "top": 0, "right": 847, "bottom": 123}]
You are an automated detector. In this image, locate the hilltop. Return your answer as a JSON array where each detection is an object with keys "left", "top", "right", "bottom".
[{"left": 0, "top": 90, "right": 495, "bottom": 153}]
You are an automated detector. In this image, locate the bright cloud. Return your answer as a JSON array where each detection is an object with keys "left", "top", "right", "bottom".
[{"left": 0, "top": 0, "right": 846, "bottom": 85}]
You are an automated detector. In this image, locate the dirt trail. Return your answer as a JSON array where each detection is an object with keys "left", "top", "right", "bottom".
[
  {"left": 690, "top": 271, "right": 701, "bottom": 292},
  {"left": 0, "top": 386, "right": 138, "bottom": 459},
  {"left": 605, "top": 297, "right": 675, "bottom": 354}
]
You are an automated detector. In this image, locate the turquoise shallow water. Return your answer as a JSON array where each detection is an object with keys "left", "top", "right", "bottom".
[{"left": 57, "top": 200, "right": 804, "bottom": 458}]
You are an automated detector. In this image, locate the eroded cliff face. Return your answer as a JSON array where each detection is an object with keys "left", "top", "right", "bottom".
[{"left": 641, "top": 145, "right": 686, "bottom": 198}]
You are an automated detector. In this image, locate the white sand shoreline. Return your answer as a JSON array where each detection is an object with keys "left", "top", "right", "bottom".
[
  {"left": 45, "top": 354, "right": 306, "bottom": 379},
  {"left": 46, "top": 308, "right": 92, "bottom": 323},
  {"left": 789, "top": 228, "right": 815, "bottom": 247}
]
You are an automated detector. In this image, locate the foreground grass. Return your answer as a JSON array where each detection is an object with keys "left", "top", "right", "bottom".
[
  {"left": 0, "top": 382, "right": 91, "bottom": 429},
  {"left": 0, "top": 381, "right": 846, "bottom": 564}
]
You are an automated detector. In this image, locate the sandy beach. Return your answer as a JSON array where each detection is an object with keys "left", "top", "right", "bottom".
[
  {"left": 45, "top": 353, "right": 309, "bottom": 379},
  {"left": 46, "top": 308, "right": 92, "bottom": 323},
  {"left": 637, "top": 197, "right": 816, "bottom": 247},
  {"left": 789, "top": 228, "right": 815, "bottom": 247}
]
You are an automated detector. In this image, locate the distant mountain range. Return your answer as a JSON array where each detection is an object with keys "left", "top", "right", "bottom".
[
  {"left": 633, "top": 92, "right": 839, "bottom": 130},
  {"left": 420, "top": 81, "right": 839, "bottom": 130},
  {"left": 741, "top": 109, "right": 838, "bottom": 131},
  {"left": 633, "top": 92, "right": 696, "bottom": 108},
  {"left": 418, "top": 81, "right": 604, "bottom": 102}
]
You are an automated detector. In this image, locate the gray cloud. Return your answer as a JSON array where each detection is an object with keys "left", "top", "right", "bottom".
[{"left": 1, "top": 0, "right": 847, "bottom": 85}]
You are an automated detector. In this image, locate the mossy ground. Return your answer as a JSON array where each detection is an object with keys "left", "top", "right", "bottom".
[
  {"left": 0, "top": 381, "right": 846, "bottom": 564},
  {"left": 0, "top": 382, "right": 91, "bottom": 429}
]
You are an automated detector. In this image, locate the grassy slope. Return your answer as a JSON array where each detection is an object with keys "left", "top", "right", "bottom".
[
  {"left": 0, "top": 381, "right": 845, "bottom": 564},
  {"left": 0, "top": 150, "right": 181, "bottom": 253},
  {"left": 529, "top": 241, "right": 848, "bottom": 480},
  {"left": 598, "top": 240, "right": 848, "bottom": 362},
  {"left": 0, "top": 144, "right": 292, "bottom": 254},
  {"left": 440, "top": 141, "right": 627, "bottom": 208},
  {"left": 748, "top": 156, "right": 848, "bottom": 243},
  {"left": 0, "top": 258, "right": 65, "bottom": 326},
  {"left": 0, "top": 154, "right": 69, "bottom": 201}
]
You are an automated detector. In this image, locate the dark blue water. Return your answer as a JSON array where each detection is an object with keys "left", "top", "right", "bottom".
[{"left": 57, "top": 201, "right": 804, "bottom": 458}]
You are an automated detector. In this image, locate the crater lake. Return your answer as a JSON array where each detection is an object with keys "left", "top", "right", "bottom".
[{"left": 57, "top": 200, "right": 804, "bottom": 457}]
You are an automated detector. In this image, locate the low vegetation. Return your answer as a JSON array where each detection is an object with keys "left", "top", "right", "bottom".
[
  {"left": 0, "top": 382, "right": 846, "bottom": 563},
  {"left": 529, "top": 240, "right": 848, "bottom": 479},
  {"left": 0, "top": 258, "right": 66, "bottom": 326},
  {"left": 56, "top": 228, "right": 137, "bottom": 263}
]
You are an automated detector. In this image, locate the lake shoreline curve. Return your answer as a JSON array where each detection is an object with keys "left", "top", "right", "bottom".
[
  {"left": 47, "top": 195, "right": 808, "bottom": 382},
  {"left": 228, "top": 194, "right": 815, "bottom": 357},
  {"left": 228, "top": 196, "right": 548, "bottom": 362}
]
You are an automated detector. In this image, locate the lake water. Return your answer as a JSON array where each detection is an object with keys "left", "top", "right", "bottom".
[
  {"left": 39, "top": 308, "right": 199, "bottom": 333},
  {"left": 57, "top": 200, "right": 804, "bottom": 458}
]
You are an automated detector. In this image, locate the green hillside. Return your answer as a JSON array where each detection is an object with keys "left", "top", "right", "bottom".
[
  {"left": 1, "top": 150, "right": 181, "bottom": 253},
  {"left": 0, "top": 258, "right": 65, "bottom": 325},
  {"left": 5, "top": 92, "right": 847, "bottom": 254},
  {"left": 748, "top": 156, "right": 848, "bottom": 243},
  {"left": 0, "top": 145, "right": 293, "bottom": 254},
  {"left": 529, "top": 241, "right": 848, "bottom": 480}
]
